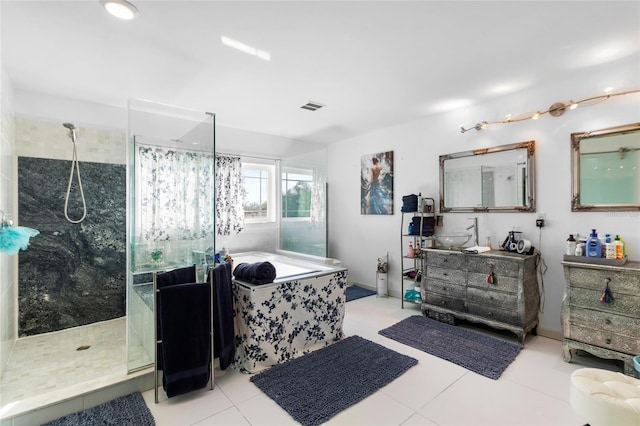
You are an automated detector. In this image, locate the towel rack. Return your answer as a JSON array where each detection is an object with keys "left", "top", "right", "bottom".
[{"left": 153, "top": 265, "right": 215, "bottom": 403}]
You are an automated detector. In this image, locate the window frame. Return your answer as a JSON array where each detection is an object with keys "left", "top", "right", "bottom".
[
  {"left": 281, "top": 166, "right": 314, "bottom": 221},
  {"left": 241, "top": 161, "right": 277, "bottom": 223}
]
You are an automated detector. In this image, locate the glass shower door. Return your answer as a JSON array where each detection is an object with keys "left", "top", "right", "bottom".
[{"left": 126, "top": 99, "right": 215, "bottom": 373}]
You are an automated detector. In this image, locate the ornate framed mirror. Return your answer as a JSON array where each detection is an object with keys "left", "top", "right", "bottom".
[
  {"left": 439, "top": 141, "right": 535, "bottom": 212},
  {"left": 571, "top": 122, "right": 640, "bottom": 211}
]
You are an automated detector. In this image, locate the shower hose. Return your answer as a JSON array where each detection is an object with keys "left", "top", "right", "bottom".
[{"left": 64, "top": 139, "right": 87, "bottom": 223}]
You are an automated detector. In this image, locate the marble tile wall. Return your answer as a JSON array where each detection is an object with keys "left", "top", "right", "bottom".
[
  {"left": 17, "top": 156, "right": 126, "bottom": 336},
  {"left": 14, "top": 118, "right": 126, "bottom": 165}
]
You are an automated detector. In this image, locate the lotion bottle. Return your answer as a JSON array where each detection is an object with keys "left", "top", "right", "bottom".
[
  {"left": 586, "top": 229, "right": 601, "bottom": 258},
  {"left": 614, "top": 235, "right": 624, "bottom": 260}
]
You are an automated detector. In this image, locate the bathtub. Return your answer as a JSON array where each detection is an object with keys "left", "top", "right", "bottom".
[{"left": 230, "top": 251, "right": 348, "bottom": 373}]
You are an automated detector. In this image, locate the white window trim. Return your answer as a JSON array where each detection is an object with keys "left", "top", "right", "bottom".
[
  {"left": 281, "top": 166, "right": 313, "bottom": 222},
  {"left": 242, "top": 161, "right": 277, "bottom": 224}
]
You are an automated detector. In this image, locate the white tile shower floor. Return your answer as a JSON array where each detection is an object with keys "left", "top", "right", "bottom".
[
  {"left": 144, "top": 294, "right": 618, "bottom": 426},
  {"left": 0, "top": 317, "right": 133, "bottom": 418}
]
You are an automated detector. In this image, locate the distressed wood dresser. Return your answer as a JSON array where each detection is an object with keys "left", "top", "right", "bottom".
[
  {"left": 421, "top": 249, "right": 540, "bottom": 346},
  {"left": 561, "top": 260, "right": 640, "bottom": 376}
]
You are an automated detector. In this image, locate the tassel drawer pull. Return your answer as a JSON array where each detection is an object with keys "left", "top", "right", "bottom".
[
  {"left": 600, "top": 278, "right": 613, "bottom": 304},
  {"left": 487, "top": 262, "right": 495, "bottom": 285}
]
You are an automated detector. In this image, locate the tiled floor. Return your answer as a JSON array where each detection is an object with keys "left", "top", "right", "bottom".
[
  {"left": 144, "top": 294, "right": 616, "bottom": 426},
  {"left": 0, "top": 317, "right": 126, "bottom": 406}
]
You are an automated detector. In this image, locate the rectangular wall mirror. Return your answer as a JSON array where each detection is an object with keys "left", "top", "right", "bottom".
[
  {"left": 439, "top": 141, "right": 535, "bottom": 212},
  {"left": 571, "top": 122, "right": 640, "bottom": 211}
]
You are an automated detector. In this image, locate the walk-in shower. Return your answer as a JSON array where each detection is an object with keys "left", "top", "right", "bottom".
[
  {"left": 62, "top": 122, "right": 87, "bottom": 224},
  {"left": 1, "top": 120, "right": 128, "bottom": 422}
]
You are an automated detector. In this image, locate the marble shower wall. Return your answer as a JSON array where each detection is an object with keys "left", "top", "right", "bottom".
[
  {"left": 18, "top": 157, "right": 126, "bottom": 336},
  {"left": 14, "top": 118, "right": 127, "bottom": 337}
]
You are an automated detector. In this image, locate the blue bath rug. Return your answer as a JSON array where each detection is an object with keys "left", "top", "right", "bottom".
[
  {"left": 42, "top": 392, "right": 155, "bottom": 426},
  {"left": 346, "top": 284, "right": 376, "bottom": 302},
  {"left": 379, "top": 315, "right": 521, "bottom": 379},
  {"left": 250, "top": 335, "right": 417, "bottom": 426}
]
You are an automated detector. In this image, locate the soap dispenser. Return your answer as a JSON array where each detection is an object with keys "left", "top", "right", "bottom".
[{"left": 586, "top": 229, "right": 601, "bottom": 258}]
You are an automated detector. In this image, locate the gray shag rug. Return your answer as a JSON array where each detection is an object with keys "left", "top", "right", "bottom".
[
  {"left": 379, "top": 315, "right": 521, "bottom": 379},
  {"left": 42, "top": 392, "right": 155, "bottom": 426},
  {"left": 250, "top": 335, "right": 417, "bottom": 426},
  {"left": 346, "top": 284, "right": 376, "bottom": 302}
]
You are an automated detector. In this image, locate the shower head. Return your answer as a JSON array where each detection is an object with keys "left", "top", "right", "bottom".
[{"left": 63, "top": 123, "right": 77, "bottom": 143}]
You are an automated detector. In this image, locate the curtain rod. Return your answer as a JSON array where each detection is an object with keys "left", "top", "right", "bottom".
[
  {"left": 216, "top": 151, "right": 281, "bottom": 161},
  {"left": 136, "top": 141, "right": 215, "bottom": 155}
]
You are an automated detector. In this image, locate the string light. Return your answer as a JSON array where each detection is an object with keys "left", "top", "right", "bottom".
[{"left": 460, "top": 88, "right": 640, "bottom": 133}]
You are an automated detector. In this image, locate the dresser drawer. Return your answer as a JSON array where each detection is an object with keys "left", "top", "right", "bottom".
[
  {"left": 467, "top": 271, "right": 518, "bottom": 293},
  {"left": 568, "top": 325, "right": 640, "bottom": 355},
  {"left": 467, "top": 287, "right": 518, "bottom": 310},
  {"left": 425, "top": 266, "right": 466, "bottom": 284},
  {"left": 569, "top": 287, "right": 640, "bottom": 318},
  {"left": 566, "top": 267, "right": 640, "bottom": 294},
  {"left": 467, "top": 302, "right": 522, "bottom": 326},
  {"left": 467, "top": 256, "right": 521, "bottom": 279},
  {"left": 425, "top": 251, "right": 465, "bottom": 269},
  {"left": 423, "top": 292, "right": 465, "bottom": 313},
  {"left": 423, "top": 280, "right": 466, "bottom": 299},
  {"left": 569, "top": 307, "right": 640, "bottom": 337}
]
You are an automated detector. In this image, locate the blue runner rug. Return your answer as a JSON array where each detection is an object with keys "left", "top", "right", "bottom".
[
  {"left": 42, "top": 392, "right": 155, "bottom": 426},
  {"left": 379, "top": 315, "right": 521, "bottom": 379},
  {"left": 250, "top": 335, "right": 417, "bottom": 426},
  {"left": 346, "top": 284, "right": 376, "bottom": 302}
]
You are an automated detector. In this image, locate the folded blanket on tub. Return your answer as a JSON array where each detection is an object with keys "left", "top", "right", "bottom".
[{"left": 233, "top": 261, "right": 277, "bottom": 284}]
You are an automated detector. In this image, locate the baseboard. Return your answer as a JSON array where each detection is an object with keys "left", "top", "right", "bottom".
[{"left": 536, "top": 327, "right": 562, "bottom": 341}]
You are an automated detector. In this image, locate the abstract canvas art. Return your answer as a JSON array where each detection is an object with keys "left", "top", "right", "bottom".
[{"left": 361, "top": 151, "right": 393, "bottom": 215}]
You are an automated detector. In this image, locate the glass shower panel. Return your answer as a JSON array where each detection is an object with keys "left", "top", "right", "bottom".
[
  {"left": 279, "top": 148, "right": 327, "bottom": 258},
  {"left": 126, "top": 99, "right": 215, "bottom": 373}
]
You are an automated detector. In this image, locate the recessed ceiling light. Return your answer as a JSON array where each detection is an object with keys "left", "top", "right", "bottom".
[{"left": 100, "top": 0, "right": 139, "bottom": 20}]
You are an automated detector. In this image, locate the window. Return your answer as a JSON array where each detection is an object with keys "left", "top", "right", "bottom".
[
  {"left": 282, "top": 169, "right": 313, "bottom": 218},
  {"left": 241, "top": 162, "right": 275, "bottom": 222}
]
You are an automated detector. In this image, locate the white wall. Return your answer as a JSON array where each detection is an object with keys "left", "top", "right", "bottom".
[{"left": 327, "top": 56, "right": 640, "bottom": 337}]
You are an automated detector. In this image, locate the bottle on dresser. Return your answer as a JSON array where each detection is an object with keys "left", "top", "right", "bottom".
[
  {"left": 586, "top": 229, "right": 602, "bottom": 258},
  {"left": 566, "top": 234, "right": 576, "bottom": 256}
]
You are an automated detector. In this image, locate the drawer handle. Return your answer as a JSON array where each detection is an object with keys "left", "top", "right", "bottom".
[
  {"left": 487, "top": 312, "right": 493, "bottom": 316},
  {"left": 605, "top": 338, "right": 612, "bottom": 345},
  {"left": 441, "top": 301, "right": 447, "bottom": 305},
  {"left": 604, "top": 319, "right": 611, "bottom": 325}
]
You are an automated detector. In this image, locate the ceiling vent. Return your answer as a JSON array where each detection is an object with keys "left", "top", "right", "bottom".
[{"left": 300, "top": 101, "right": 325, "bottom": 111}]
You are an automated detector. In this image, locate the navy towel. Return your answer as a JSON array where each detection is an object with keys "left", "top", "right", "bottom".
[
  {"left": 156, "top": 265, "right": 196, "bottom": 288},
  {"left": 211, "top": 262, "right": 235, "bottom": 370},
  {"left": 233, "top": 261, "right": 277, "bottom": 284},
  {"left": 155, "top": 265, "right": 197, "bottom": 370},
  {"left": 158, "top": 282, "right": 211, "bottom": 398}
]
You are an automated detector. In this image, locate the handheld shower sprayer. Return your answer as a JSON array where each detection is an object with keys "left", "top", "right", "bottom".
[
  {"left": 62, "top": 122, "right": 86, "bottom": 223},
  {"left": 63, "top": 122, "right": 77, "bottom": 144}
]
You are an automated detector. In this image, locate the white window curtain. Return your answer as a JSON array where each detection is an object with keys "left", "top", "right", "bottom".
[
  {"left": 216, "top": 155, "right": 244, "bottom": 236},
  {"left": 136, "top": 146, "right": 216, "bottom": 244}
]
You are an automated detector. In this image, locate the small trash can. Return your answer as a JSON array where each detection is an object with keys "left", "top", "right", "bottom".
[
  {"left": 376, "top": 253, "right": 388, "bottom": 297},
  {"left": 376, "top": 271, "right": 388, "bottom": 297}
]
